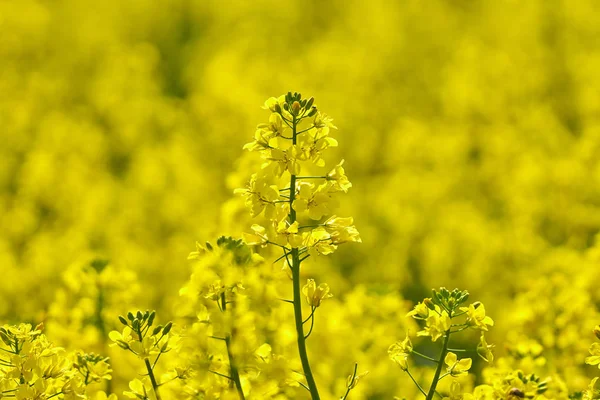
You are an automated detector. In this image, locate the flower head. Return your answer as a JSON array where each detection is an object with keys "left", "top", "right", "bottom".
[
  {"left": 302, "top": 279, "right": 333, "bottom": 308},
  {"left": 444, "top": 352, "right": 472, "bottom": 377}
]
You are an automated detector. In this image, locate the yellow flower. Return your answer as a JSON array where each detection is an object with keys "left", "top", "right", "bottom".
[
  {"left": 241, "top": 224, "right": 268, "bottom": 246},
  {"left": 187, "top": 241, "right": 208, "bottom": 260},
  {"left": 586, "top": 342, "right": 600, "bottom": 368},
  {"left": 302, "top": 279, "right": 333, "bottom": 307},
  {"left": 324, "top": 215, "right": 361, "bottom": 244},
  {"left": 346, "top": 370, "right": 369, "bottom": 390},
  {"left": 388, "top": 333, "right": 413, "bottom": 371},
  {"left": 108, "top": 327, "right": 135, "bottom": 350},
  {"left": 406, "top": 300, "right": 431, "bottom": 319},
  {"left": 293, "top": 182, "right": 338, "bottom": 220},
  {"left": 476, "top": 333, "right": 494, "bottom": 363},
  {"left": 234, "top": 173, "right": 279, "bottom": 218},
  {"left": 272, "top": 220, "right": 302, "bottom": 248},
  {"left": 296, "top": 128, "right": 338, "bottom": 166},
  {"left": 584, "top": 377, "right": 600, "bottom": 400},
  {"left": 124, "top": 378, "right": 156, "bottom": 400},
  {"left": 303, "top": 227, "right": 337, "bottom": 256},
  {"left": 444, "top": 352, "right": 472, "bottom": 377},
  {"left": 263, "top": 146, "right": 301, "bottom": 176},
  {"left": 326, "top": 160, "right": 352, "bottom": 192},
  {"left": 460, "top": 302, "right": 494, "bottom": 331},
  {"left": 417, "top": 312, "right": 451, "bottom": 342}
]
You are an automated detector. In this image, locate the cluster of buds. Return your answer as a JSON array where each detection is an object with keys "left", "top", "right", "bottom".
[
  {"left": 111, "top": 311, "right": 177, "bottom": 400},
  {"left": 111, "top": 310, "right": 173, "bottom": 357}
]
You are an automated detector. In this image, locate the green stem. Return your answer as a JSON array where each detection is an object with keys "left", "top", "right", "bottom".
[
  {"left": 407, "top": 369, "right": 427, "bottom": 397},
  {"left": 412, "top": 350, "right": 438, "bottom": 363},
  {"left": 136, "top": 325, "right": 162, "bottom": 400},
  {"left": 289, "top": 114, "right": 320, "bottom": 400},
  {"left": 221, "top": 293, "right": 246, "bottom": 400},
  {"left": 425, "top": 331, "right": 451, "bottom": 400},
  {"left": 144, "top": 358, "right": 162, "bottom": 400}
]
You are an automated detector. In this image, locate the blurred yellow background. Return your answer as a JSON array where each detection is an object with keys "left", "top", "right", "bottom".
[{"left": 2, "top": 0, "right": 600, "bottom": 398}]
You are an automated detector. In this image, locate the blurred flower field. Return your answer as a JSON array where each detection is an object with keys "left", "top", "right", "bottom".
[{"left": 2, "top": 0, "right": 600, "bottom": 399}]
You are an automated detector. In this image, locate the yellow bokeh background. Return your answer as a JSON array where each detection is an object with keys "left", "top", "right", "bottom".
[{"left": 2, "top": 0, "right": 600, "bottom": 398}]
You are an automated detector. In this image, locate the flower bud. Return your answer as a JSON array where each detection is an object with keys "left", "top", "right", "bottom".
[
  {"left": 119, "top": 316, "right": 129, "bottom": 326},
  {"left": 424, "top": 298, "right": 436, "bottom": 310},
  {"left": 306, "top": 97, "right": 314, "bottom": 110},
  {"left": 594, "top": 325, "right": 600, "bottom": 340},
  {"left": 508, "top": 388, "right": 525, "bottom": 398},
  {"left": 292, "top": 101, "right": 301, "bottom": 115},
  {"left": 148, "top": 311, "right": 156, "bottom": 327}
]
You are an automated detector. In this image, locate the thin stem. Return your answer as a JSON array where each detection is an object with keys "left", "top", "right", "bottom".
[
  {"left": 289, "top": 114, "right": 320, "bottom": 400},
  {"left": 296, "top": 125, "right": 316, "bottom": 135},
  {"left": 209, "top": 370, "right": 233, "bottom": 381},
  {"left": 303, "top": 306, "right": 316, "bottom": 324},
  {"left": 406, "top": 369, "right": 427, "bottom": 397},
  {"left": 221, "top": 293, "right": 246, "bottom": 400},
  {"left": 136, "top": 324, "right": 162, "bottom": 400},
  {"left": 304, "top": 312, "right": 315, "bottom": 339},
  {"left": 425, "top": 331, "right": 451, "bottom": 400},
  {"left": 412, "top": 350, "right": 438, "bottom": 363},
  {"left": 341, "top": 363, "right": 358, "bottom": 400},
  {"left": 144, "top": 359, "right": 162, "bottom": 400},
  {"left": 450, "top": 326, "right": 470, "bottom": 334}
]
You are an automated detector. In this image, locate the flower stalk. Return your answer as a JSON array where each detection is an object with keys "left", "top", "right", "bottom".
[{"left": 289, "top": 113, "right": 321, "bottom": 400}]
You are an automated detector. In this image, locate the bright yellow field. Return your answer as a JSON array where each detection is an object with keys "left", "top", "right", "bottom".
[{"left": 2, "top": 1, "right": 600, "bottom": 399}]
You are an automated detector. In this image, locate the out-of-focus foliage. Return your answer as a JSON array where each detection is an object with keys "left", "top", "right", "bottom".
[{"left": 2, "top": 0, "right": 600, "bottom": 398}]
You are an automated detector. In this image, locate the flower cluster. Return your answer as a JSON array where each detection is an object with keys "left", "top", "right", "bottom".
[
  {"left": 389, "top": 288, "right": 495, "bottom": 399},
  {"left": 0, "top": 323, "right": 113, "bottom": 399},
  {"left": 236, "top": 93, "right": 363, "bottom": 399},
  {"left": 110, "top": 311, "right": 178, "bottom": 400}
]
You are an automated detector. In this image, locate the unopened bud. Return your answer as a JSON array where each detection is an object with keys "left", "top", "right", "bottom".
[
  {"left": 424, "top": 298, "right": 436, "bottom": 310},
  {"left": 508, "top": 388, "right": 525, "bottom": 398},
  {"left": 292, "top": 101, "right": 301, "bottom": 115},
  {"left": 594, "top": 325, "right": 600, "bottom": 340},
  {"left": 472, "top": 301, "right": 482, "bottom": 309}
]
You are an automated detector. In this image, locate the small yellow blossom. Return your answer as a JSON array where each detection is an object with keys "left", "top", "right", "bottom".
[
  {"left": 417, "top": 312, "right": 451, "bottom": 342},
  {"left": 476, "top": 333, "right": 494, "bottom": 363},
  {"left": 388, "top": 333, "right": 413, "bottom": 371},
  {"left": 586, "top": 342, "right": 600, "bottom": 368},
  {"left": 326, "top": 160, "right": 352, "bottom": 192},
  {"left": 241, "top": 224, "right": 269, "bottom": 246},
  {"left": 406, "top": 301, "right": 430, "bottom": 319},
  {"left": 444, "top": 352, "right": 472, "bottom": 377},
  {"left": 302, "top": 279, "right": 333, "bottom": 307},
  {"left": 460, "top": 302, "right": 494, "bottom": 331}
]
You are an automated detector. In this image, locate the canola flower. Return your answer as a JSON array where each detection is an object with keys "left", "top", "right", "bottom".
[{"left": 236, "top": 92, "right": 362, "bottom": 400}]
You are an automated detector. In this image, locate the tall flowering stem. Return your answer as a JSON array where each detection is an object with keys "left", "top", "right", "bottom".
[
  {"left": 288, "top": 112, "right": 320, "bottom": 399},
  {"left": 237, "top": 92, "right": 362, "bottom": 399}
]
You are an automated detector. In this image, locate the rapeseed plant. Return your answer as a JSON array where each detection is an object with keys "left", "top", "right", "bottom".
[{"left": 236, "top": 93, "right": 362, "bottom": 399}]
